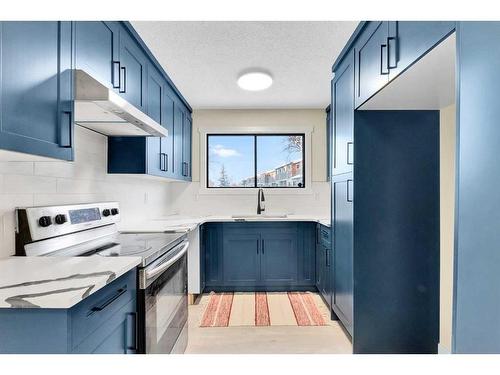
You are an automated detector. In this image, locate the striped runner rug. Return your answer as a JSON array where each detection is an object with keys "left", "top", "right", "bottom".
[{"left": 200, "top": 291, "right": 327, "bottom": 327}]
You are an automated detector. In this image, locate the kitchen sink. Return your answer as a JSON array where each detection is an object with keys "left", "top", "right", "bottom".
[{"left": 231, "top": 214, "right": 288, "bottom": 220}]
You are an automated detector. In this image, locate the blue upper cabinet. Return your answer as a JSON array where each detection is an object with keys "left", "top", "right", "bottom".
[
  {"left": 354, "top": 21, "right": 389, "bottom": 108},
  {"left": 332, "top": 50, "right": 354, "bottom": 176},
  {"left": 0, "top": 21, "right": 74, "bottom": 160},
  {"left": 119, "top": 28, "right": 147, "bottom": 111},
  {"left": 75, "top": 21, "right": 120, "bottom": 89},
  {"left": 387, "top": 21, "right": 455, "bottom": 80},
  {"left": 350, "top": 21, "right": 456, "bottom": 108}
]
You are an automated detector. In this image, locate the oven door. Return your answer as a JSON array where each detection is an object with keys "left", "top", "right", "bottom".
[{"left": 138, "top": 240, "right": 189, "bottom": 354}]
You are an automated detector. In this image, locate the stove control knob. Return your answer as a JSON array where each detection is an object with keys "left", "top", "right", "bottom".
[
  {"left": 55, "top": 214, "right": 67, "bottom": 225},
  {"left": 38, "top": 216, "right": 52, "bottom": 227},
  {"left": 102, "top": 209, "right": 111, "bottom": 217},
  {"left": 111, "top": 208, "right": 119, "bottom": 216}
]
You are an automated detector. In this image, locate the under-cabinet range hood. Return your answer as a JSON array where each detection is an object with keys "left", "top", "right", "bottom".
[{"left": 74, "top": 69, "right": 167, "bottom": 137}]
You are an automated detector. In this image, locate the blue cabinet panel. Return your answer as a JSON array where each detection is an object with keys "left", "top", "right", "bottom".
[
  {"left": 332, "top": 177, "right": 353, "bottom": 335},
  {"left": 119, "top": 29, "right": 147, "bottom": 111},
  {"left": 0, "top": 21, "right": 73, "bottom": 160},
  {"left": 260, "top": 231, "right": 298, "bottom": 284},
  {"left": 387, "top": 21, "right": 455, "bottom": 80},
  {"left": 354, "top": 21, "right": 389, "bottom": 108},
  {"left": 173, "top": 104, "right": 184, "bottom": 179},
  {"left": 332, "top": 51, "right": 354, "bottom": 176},
  {"left": 453, "top": 22, "right": 500, "bottom": 354},
  {"left": 75, "top": 21, "right": 119, "bottom": 88},
  {"left": 161, "top": 92, "right": 175, "bottom": 176},
  {"left": 353, "top": 110, "right": 439, "bottom": 353},
  {"left": 182, "top": 113, "right": 192, "bottom": 180},
  {"left": 146, "top": 67, "right": 166, "bottom": 178}
]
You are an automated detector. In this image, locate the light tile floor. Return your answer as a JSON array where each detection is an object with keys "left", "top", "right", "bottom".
[{"left": 184, "top": 292, "right": 353, "bottom": 354}]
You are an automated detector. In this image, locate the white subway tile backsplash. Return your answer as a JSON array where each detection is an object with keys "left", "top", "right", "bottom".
[
  {"left": 0, "top": 162, "right": 34, "bottom": 176},
  {"left": 2, "top": 174, "right": 57, "bottom": 194}
]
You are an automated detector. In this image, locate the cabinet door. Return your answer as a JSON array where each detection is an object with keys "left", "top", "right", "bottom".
[
  {"left": 388, "top": 21, "right": 455, "bottom": 80},
  {"left": 260, "top": 232, "right": 298, "bottom": 284},
  {"left": 161, "top": 92, "right": 175, "bottom": 177},
  {"left": 315, "top": 234, "right": 323, "bottom": 291},
  {"left": 75, "top": 21, "right": 120, "bottom": 89},
  {"left": 222, "top": 233, "right": 260, "bottom": 286},
  {"left": 332, "top": 52, "right": 354, "bottom": 176},
  {"left": 119, "top": 29, "right": 147, "bottom": 111},
  {"left": 326, "top": 105, "right": 332, "bottom": 181},
  {"left": 332, "top": 177, "right": 354, "bottom": 334},
  {"left": 0, "top": 21, "right": 73, "bottom": 160},
  {"left": 146, "top": 67, "right": 166, "bottom": 177},
  {"left": 173, "top": 104, "right": 184, "bottom": 179},
  {"left": 354, "top": 21, "right": 389, "bottom": 108},
  {"left": 182, "top": 113, "right": 192, "bottom": 180}
]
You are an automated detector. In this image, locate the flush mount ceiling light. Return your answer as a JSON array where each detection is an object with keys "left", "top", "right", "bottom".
[{"left": 237, "top": 71, "right": 273, "bottom": 91}]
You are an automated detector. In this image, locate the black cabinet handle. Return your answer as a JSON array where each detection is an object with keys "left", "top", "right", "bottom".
[
  {"left": 326, "top": 248, "right": 330, "bottom": 267},
  {"left": 119, "top": 66, "right": 126, "bottom": 93},
  {"left": 380, "top": 44, "right": 389, "bottom": 75},
  {"left": 257, "top": 239, "right": 259, "bottom": 254},
  {"left": 347, "top": 179, "right": 353, "bottom": 203},
  {"left": 347, "top": 142, "right": 353, "bottom": 165},
  {"left": 387, "top": 36, "right": 398, "bottom": 69},
  {"left": 59, "top": 110, "right": 72, "bottom": 148},
  {"left": 88, "top": 286, "right": 127, "bottom": 315},
  {"left": 125, "top": 312, "right": 137, "bottom": 354},
  {"left": 112, "top": 61, "right": 121, "bottom": 89},
  {"left": 261, "top": 239, "right": 265, "bottom": 254},
  {"left": 160, "top": 153, "right": 168, "bottom": 172}
]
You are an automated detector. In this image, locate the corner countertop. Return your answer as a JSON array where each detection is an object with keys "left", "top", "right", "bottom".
[
  {"left": 119, "top": 214, "right": 331, "bottom": 233},
  {"left": 0, "top": 256, "right": 141, "bottom": 309}
]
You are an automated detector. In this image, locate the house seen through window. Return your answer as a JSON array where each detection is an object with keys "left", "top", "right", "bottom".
[{"left": 207, "top": 134, "right": 305, "bottom": 188}]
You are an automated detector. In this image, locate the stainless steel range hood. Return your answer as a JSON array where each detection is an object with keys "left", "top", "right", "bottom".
[{"left": 74, "top": 69, "right": 167, "bottom": 137}]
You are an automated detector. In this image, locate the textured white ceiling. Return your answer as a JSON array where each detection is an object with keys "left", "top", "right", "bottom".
[{"left": 131, "top": 21, "right": 358, "bottom": 109}]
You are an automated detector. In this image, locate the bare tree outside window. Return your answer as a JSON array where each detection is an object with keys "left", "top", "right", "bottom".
[{"left": 218, "top": 164, "right": 231, "bottom": 187}]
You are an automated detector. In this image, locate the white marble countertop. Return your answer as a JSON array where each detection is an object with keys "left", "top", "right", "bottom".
[
  {"left": 0, "top": 256, "right": 141, "bottom": 309},
  {"left": 120, "top": 214, "right": 331, "bottom": 233}
]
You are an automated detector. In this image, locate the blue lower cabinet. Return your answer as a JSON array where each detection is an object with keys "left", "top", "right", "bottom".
[
  {"left": 0, "top": 269, "right": 137, "bottom": 354},
  {"left": 203, "top": 222, "right": 315, "bottom": 291},
  {"left": 315, "top": 224, "right": 332, "bottom": 308},
  {"left": 223, "top": 232, "right": 261, "bottom": 286},
  {"left": 0, "top": 21, "right": 74, "bottom": 161}
]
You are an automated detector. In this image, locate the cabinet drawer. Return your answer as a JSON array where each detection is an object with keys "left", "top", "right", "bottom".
[
  {"left": 72, "top": 299, "right": 137, "bottom": 354},
  {"left": 70, "top": 269, "right": 136, "bottom": 349}
]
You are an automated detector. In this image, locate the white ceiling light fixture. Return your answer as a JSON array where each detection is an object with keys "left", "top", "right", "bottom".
[{"left": 237, "top": 71, "right": 273, "bottom": 91}]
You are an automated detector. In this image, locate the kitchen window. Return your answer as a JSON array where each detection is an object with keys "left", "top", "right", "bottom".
[{"left": 207, "top": 134, "right": 305, "bottom": 188}]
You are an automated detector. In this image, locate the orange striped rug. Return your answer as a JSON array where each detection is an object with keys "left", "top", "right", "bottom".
[{"left": 199, "top": 291, "right": 327, "bottom": 327}]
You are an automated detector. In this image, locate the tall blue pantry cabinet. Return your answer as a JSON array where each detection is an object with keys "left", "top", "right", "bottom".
[{"left": 330, "top": 21, "right": 453, "bottom": 353}]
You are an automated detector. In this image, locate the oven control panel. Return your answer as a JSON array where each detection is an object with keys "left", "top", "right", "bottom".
[{"left": 17, "top": 202, "right": 121, "bottom": 241}]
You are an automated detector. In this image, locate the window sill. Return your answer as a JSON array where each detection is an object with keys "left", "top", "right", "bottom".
[{"left": 197, "top": 186, "right": 314, "bottom": 195}]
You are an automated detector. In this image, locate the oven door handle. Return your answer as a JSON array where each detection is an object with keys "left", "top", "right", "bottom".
[{"left": 144, "top": 241, "right": 189, "bottom": 282}]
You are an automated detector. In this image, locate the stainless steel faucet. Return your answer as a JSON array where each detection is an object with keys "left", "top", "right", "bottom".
[{"left": 257, "top": 188, "right": 265, "bottom": 215}]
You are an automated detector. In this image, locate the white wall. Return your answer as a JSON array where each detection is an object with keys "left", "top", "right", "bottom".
[
  {"left": 168, "top": 109, "right": 330, "bottom": 217},
  {"left": 439, "top": 104, "right": 456, "bottom": 353},
  {"left": 0, "top": 126, "right": 172, "bottom": 259}
]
